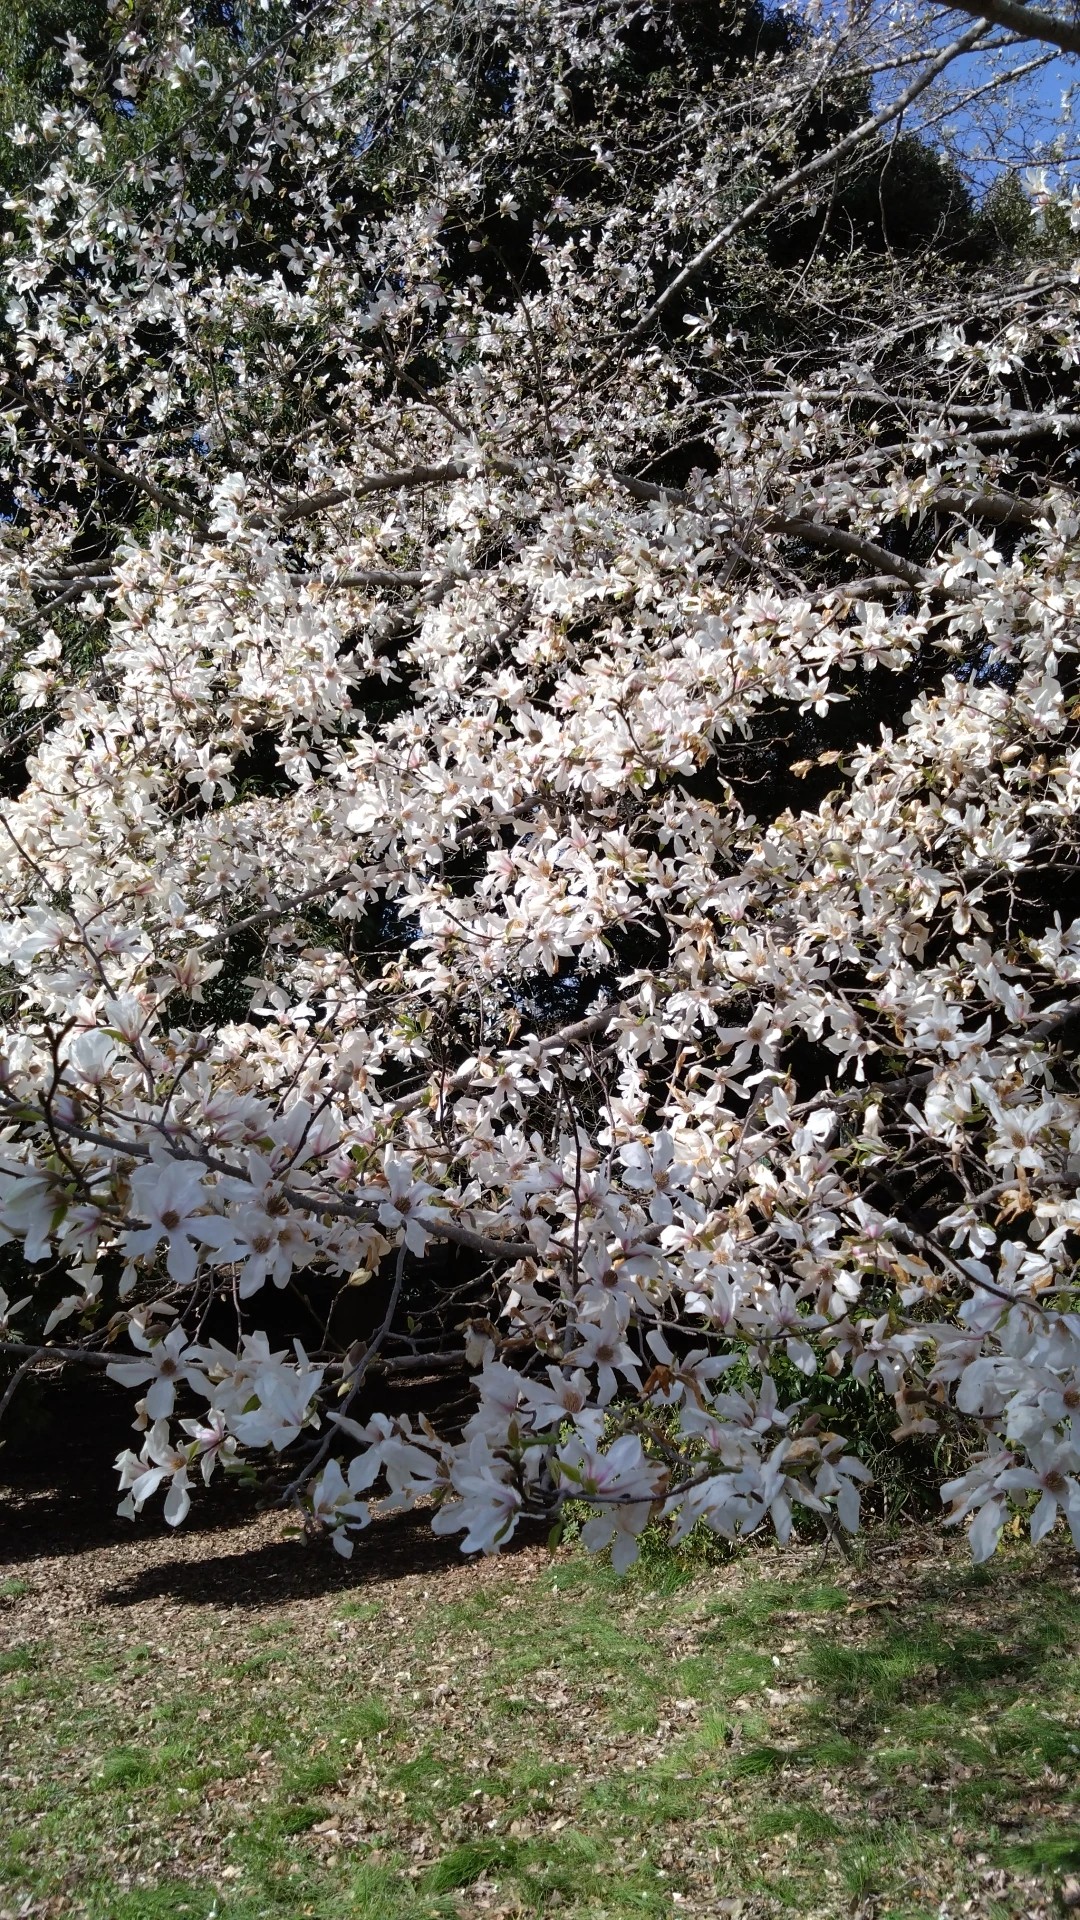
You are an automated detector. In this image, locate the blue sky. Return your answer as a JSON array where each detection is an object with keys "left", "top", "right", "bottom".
[{"left": 927, "top": 40, "right": 1078, "bottom": 186}]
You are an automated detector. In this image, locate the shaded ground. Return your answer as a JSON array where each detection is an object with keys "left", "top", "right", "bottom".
[{"left": 1, "top": 1454, "right": 1079, "bottom": 1920}]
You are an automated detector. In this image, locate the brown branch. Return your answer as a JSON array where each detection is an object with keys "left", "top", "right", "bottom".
[
  {"left": 291, "top": 1189, "right": 538, "bottom": 1262},
  {"left": 196, "top": 868, "right": 361, "bottom": 955},
  {"left": 817, "top": 575, "right": 922, "bottom": 601},
  {"left": 957, "top": 415, "right": 1080, "bottom": 451},
  {"left": 76, "top": 447, "right": 205, "bottom": 527},
  {"left": 32, "top": 565, "right": 449, "bottom": 594},
  {"left": 929, "top": 487, "right": 1041, "bottom": 527},
  {"left": 614, "top": 470, "right": 928, "bottom": 589},
  {"left": 0, "top": 1344, "right": 48, "bottom": 1422},
  {"left": 0, "top": 1337, "right": 471, "bottom": 1382},
  {"left": 267, "top": 463, "right": 472, "bottom": 524},
  {"left": 264, "top": 449, "right": 553, "bottom": 527},
  {"left": 771, "top": 517, "right": 926, "bottom": 589},
  {"left": 1, "top": 1339, "right": 111, "bottom": 1369},
  {"left": 618, "top": 468, "right": 1056, "bottom": 584}
]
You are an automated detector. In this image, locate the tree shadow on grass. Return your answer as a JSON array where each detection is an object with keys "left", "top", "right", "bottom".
[
  {"left": 97, "top": 1504, "right": 547, "bottom": 1610},
  {"left": 800, "top": 1552, "right": 1080, "bottom": 1736},
  {"left": 786, "top": 1549, "right": 1080, "bottom": 1883}
]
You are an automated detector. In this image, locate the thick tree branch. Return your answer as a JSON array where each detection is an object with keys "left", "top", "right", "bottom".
[
  {"left": 0, "top": 1338, "right": 474, "bottom": 1383},
  {"left": 268, "top": 463, "right": 473, "bottom": 524},
  {"left": 772, "top": 516, "right": 927, "bottom": 588},
  {"left": 959, "top": 415, "right": 1080, "bottom": 450},
  {"left": 927, "top": 0, "right": 1080, "bottom": 55},
  {"left": 265, "top": 452, "right": 536, "bottom": 526},
  {"left": 929, "top": 487, "right": 1041, "bottom": 526},
  {"left": 1, "top": 1339, "right": 112, "bottom": 1370},
  {"left": 32, "top": 566, "right": 447, "bottom": 593},
  {"left": 614, "top": 470, "right": 929, "bottom": 588}
]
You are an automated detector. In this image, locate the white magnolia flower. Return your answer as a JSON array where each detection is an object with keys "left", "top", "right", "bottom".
[
  {"left": 430, "top": 1437, "right": 523, "bottom": 1553},
  {"left": 179, "top": 1407, "right": 238, "bottom": 1482},
  {"left": 309, "top": 1460, "right": 371, "bottom": 1556},
  {"left": 556, "top": 1435, "right": 664, "bottom": 1571},
  {"left": 564, "top": 1299, "right": 643, "bottom": 1406},
  {"left": 0, "top": 1169, "right": 66, "bottom": 1264},
  {"left": 107, "top": 1325, "right": 208, "bottom": 1420},
  {"left": 997, "top": 1438, "right": 1080, "bottom": 1547},
  {"left": 124, "top": 1162, "right": 222, "bottom": 1285},
  {"left": 116, "top": 1421, "right": 194, "bottom": 1526},
  {"left": 361, "top": 1151, "right": 436, "bottom": 1255},
  {"left": 619, "top": 1131, "right": 698, "bottom": 1225}
]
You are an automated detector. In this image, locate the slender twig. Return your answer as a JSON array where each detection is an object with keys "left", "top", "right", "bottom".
[{"left": 0, "top": 1346, "right": 47, "bottom": 1423}]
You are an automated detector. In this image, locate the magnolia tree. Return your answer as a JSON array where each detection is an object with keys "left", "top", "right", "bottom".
[{"left": 2, "top": 0, "right": 1080, "bottom": 1566}]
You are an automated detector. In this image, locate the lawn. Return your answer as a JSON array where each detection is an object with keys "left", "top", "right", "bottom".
[{"left": 0, "top": 1501, "right": 1078, "bottom": 1920}]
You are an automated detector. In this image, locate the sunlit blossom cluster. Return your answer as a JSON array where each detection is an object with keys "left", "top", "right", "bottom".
[{"left": 1, "top": 0, "right": 1079, "bottom": 1566}]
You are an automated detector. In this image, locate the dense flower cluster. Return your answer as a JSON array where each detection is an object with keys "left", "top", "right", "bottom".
[{"left": 1, "top": 0, "right": 1079, "bottom": 1565}]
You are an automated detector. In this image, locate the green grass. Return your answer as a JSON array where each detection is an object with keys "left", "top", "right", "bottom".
[
  {"left": 335, "top": 1598, "right": 382, "bottom": 1622},
  {"left": 0, "top": 1643, "right": 38, "bottom": 1674},
  {"left": 0, "top": 1536, "right": 1078, "bottom": 1917}
]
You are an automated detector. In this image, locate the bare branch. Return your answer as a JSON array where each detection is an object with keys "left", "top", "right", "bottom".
[
  {"left": 929, "top": 487, "right": 1041, "bottom": 526},
  {"left": 0, "top": 1345, "right": 49, "bottom": 1422},
  {"left": 772, "top": 516, "right": 927, "bottom": 588},
  {"left": 196, "top": 869, "right": 362, "bottom": 956},
  {"left": 0, "top": 1337, "right": 474, "bottom": 1382},
  {"left": 609, "top": 17, "right": 995, "bottom": 351},
  {"left": 935, "top": 414, "right": 1080, "bottom": 450},
  {"left": 267, "top": 463, "right": 473, "bottom": 524}
]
